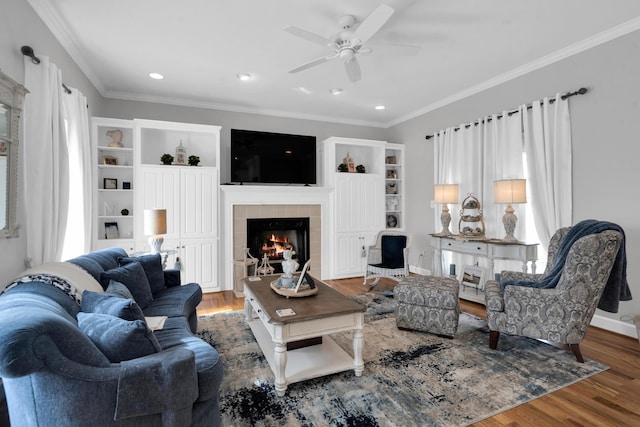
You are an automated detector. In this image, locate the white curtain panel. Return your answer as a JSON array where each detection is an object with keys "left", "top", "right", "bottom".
[
  {"left": 522, "top": 95, "right": 572, "bottom": 248},
  {"left": 61, "top": 88, "right": 93, "bottom": 260},
  {"left": 24, "top": 56, "right": 70, "bottom": 267}
]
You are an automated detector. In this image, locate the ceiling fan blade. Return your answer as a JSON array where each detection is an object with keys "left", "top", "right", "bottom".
[
  {"left": 344, "top": 57, "right": 361, "bottom": 83},
  {"left": 283, "top": 25, "right": 333, "bottom": 47},
  {"left": 288, "top": 53, "right": 338, "bottom": 74},
  {"left": 351, "top": 4, "right": 395, "bottom": 45}
]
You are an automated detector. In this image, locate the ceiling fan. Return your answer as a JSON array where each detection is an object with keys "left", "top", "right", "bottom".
[{"left": 284, "top": 4, "right": 419, "bottom": 83}]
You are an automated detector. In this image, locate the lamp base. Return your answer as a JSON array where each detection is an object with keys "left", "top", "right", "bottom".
[
  {"left": 148, "top": 235, "right": 164, "bottom": 254},
  {"left": 501, "top": 205, "right": 519, "bottom": 242},
  {"left": 439, "top": 205, "right": 452, "bottom": 236}
]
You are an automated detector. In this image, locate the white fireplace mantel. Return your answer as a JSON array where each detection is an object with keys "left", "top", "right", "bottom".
[{"left": 220, "top": 185, "right": 333, "bottom": 291}]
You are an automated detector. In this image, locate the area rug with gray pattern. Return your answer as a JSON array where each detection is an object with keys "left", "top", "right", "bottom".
[{"left": 197, "top": 292, "right": 607, "bottom": 426}]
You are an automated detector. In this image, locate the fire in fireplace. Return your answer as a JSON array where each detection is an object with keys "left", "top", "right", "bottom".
[{"left": 247, "top": 217, "right": 310, "bottom": 273}]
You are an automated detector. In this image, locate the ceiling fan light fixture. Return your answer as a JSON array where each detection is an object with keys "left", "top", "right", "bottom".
[
  {"left": 237, "top": 73, "right": 253, "bottom": 81},
  {"left": 148, "top": 72, "right": 164, "bottom": 80}
]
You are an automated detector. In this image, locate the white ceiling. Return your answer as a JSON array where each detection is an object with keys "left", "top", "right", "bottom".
[{"left": 29, "top": 0, "right": 640, "bottom": 127}]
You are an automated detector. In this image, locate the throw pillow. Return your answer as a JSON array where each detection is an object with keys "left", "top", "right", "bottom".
[
  {"left": 81, "top": 289, "right": 145, "bottom": 323},
  {"left": 99, "top": 262, "right": 153, "bottom": 309},
  {"left": 118, "top": 254, "right": 165, "bottom": 295},
  {"left": 77, "top": 312, "right": 162, "bottom": 363},
  {"left": 105, "top": 280, "right": 135, "bottom": 300}
]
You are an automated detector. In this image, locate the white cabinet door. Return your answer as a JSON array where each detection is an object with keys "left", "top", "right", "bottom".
[
  {"left": 333, "top": 232, "right": 377, "bottom": 278},
  {"left": 181, "top": 238, "right": 219, "bottom": 292},
  {"left": 180, "top": 167, "right": 218, "bottom": 239},
  {"left": 136, "top": 166, "right": 180, "bottom": 239},
  {"left": 334, "top": 174, "right": 384, "bottom": 233}
]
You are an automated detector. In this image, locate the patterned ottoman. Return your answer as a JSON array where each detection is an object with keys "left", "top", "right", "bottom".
[{"left": 394, "top": 276, "right": 460, "bottom": 337}]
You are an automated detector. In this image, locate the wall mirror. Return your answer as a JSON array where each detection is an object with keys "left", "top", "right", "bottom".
[{"left": 0, "top": 70, "right": 28, "bottom": 238}]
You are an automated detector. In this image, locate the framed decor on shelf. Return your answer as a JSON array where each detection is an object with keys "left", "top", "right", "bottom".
[
  {"left": 104, "top": 222, "right": 120, "bottom": 239},
  {"left": 103, "top": 178, "right": 118, "bottom": 190},
  {"left": 460, "top": 265, "right": 484, "bottom": 289},
  {"left": 386, "top": 182, "right": 398, "bottom": 194},
  {"left": 102, "top": 155, "right": 118, "bottom": 165},
  {"left": 386, "top": 169, "right": 397, "bottom": 179}
]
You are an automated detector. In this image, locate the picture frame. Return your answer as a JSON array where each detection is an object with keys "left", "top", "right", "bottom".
[
  {"left": 103, "top": 178, "right": 118, "bottom": 190},
  {"left": 386, "top": 169, "right": 397, "bottom": 179},
  {"left": 386, "top": 214, "right": 399, "bottom": 228},
  {"left": 122, "top": 181, "right": 131, "bottom": 190},
  {"left": 104, "top": 222, "right": 119, "bottom": 239},
  {"left": 102, "top": 155, "right": 118, "bottom": 165},
  {"left": 460, "top": 265, "right": 484, "bottom": 289}
]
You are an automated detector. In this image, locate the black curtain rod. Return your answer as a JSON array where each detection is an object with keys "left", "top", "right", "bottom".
[
  {"left": 424, "top": 87, "right": 588, "bottom": 140},
  {"left": 21, "top": 45, "right": 72, "bottom": 94}
]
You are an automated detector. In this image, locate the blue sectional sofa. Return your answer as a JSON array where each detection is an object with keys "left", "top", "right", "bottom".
[{"left": 0, "top": 247, "right": 223, "bottom": 426}]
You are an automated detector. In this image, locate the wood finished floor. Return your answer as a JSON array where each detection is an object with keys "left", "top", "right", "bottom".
[{"left": 197, "top": 277, "right": 640, "bottom": 426}]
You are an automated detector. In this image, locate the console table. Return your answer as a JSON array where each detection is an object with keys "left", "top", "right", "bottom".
[{"left": 430, "top": 234, "right": 538, "bottom": 303}]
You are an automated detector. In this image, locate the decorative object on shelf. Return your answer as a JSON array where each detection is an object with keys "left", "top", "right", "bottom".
[
  {"left": 105, "top": 129, "right": 123, "bottom": 148},
  {"left": 122, "top": 181, "right": 131, "bottom": 190},
  {"left": 103, "top": 201, "right": 117, "bottom": 216},
  {"left": 281, "top": 250, "right": 299, "bottom": 278},
  {"left": 386, "top": 182, "right": 398, "bottom": 194},
  {"left": 356, "top": 164, "right": 366, "bottom": 173},
  {"left": 458, "top": 194, "right": 485, "bottom": 239},
  {"left": 174, "top": 257, "right": 182, "bottom": 271},
  {"left": 188, "top": 155, "right": 200, "bottom": 166},
  {"left": 104, "top": 222, "right": 119, "bottom": 239},
  {"left": 343, "top": 152, "right": 356, "bottom": 172},
  {"left": 120, "top": 208, "right": 129, "bottom": 216},
  {"left": 494, "top": 179, "right": 527, "bottom": 242},
  {"left": 102, "top": 155, "right": 117, "bottom": 165},
  {"left": 175, "top": 140, "right": 187, "bottom": 165},
  {"left": 386, "top": 169, "right": 397, "bottom": 179},
  {"left": 386, "top": 214, "right": 399, "bottom": 228},
  {"left": 103, "top": 178, "right": 117, "bottom": 190},
  {"left": 386, "top": 197, "right": 399, "bottom": 211},
  {"left": 160, "top": 153, "right": 174, "bottom": 165},
  {"left": 144, "top": 208, "right": 167, "bottom": 254},
  {"left": 337, "top": 163, "right": 348, "bottom": 172},
  {"left": 434, "top": 184, "right": 458, "bottom": 236},
  {"left": 256, "top": 254, "right": 275, "bottom": 276},
  {"left": 460, "top": 264, "right": 485, "bottom": 290},
  {"left": 385, "top": 155, "right": 396, "bottom": 164}
]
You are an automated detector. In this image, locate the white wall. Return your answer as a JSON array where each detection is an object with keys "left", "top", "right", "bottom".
[{"left": 388, "top": 29, "right": 640, "bottom": 333}]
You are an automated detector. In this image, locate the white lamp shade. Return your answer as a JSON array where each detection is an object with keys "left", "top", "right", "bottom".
[
  {"left": 434, "top": 184, "right": 459, "bottom": 204},
  {"left": 494, "top": 179, "right": 527, "bottom": 204},
  {"left": 144, "top": 209, "right": 167, "bottom": 236}
]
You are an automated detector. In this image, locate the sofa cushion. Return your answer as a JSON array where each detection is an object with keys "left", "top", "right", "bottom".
[
  {"left": 77, "top": 312, "right": 162, "bottom": 363},
  {"left": 81, "top": 286, "right": 145, "bottom": 323},
  {"left": 67, "top": 247, "right": 128, "bottom": 282},
  {"left": 143, "top": 283, "right": 202, "bottom": 319},
  {"left": 100, "top": 262, "right": 153, "bottom": 309},
  {"left": 154, "top": 317, "right": 222, "bottom": 402},
  {"left": 118, "top": 254, "right": 165, "bottom": 295},
  {"left": 105, "top": 280, "right": 135, "bottom": 300}
]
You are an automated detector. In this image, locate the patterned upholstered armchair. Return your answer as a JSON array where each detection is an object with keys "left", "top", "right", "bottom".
[
  {"left": 484, "top": 227, "right": 623, "bottom": 362},
  {"left": 363, "top": 231, "right": 412, "bottom": 287}
]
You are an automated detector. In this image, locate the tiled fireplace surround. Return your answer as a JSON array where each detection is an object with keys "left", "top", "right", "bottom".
[{"left": 221, "top": 186, "right": 332, "bottom": 291}]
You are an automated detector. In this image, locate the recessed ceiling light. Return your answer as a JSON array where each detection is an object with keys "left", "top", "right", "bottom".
[
  {"left": 148, "top": 72, "right": 164, "bottom": 80},
  {"left": 298, "top": 87, "right": 311, "bottom": 95},
  {"left": 237, "top": 73, "right": 253, "bottom": 81},
  {"left": 330, "top": 88, "right": 343, "bottom": 95},
  {"left": 374, "top": 105, "right": 386, "bottom": 110}
]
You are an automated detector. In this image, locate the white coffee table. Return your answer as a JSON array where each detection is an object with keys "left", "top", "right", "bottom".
[{"left": 243, "top": 275, "right": 366, "bottom": 396}]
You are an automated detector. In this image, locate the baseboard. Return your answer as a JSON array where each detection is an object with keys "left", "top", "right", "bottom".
[
  {"left": 590, "top": 314, "right": 638, "bottom": 338},
  {"left": 409, "top": 265, "right": 431, "bottom": 276}
]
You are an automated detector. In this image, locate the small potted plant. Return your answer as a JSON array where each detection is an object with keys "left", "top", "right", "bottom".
[
  {"left": 188, "top": 155, "right": 201, "bottom": 166},
  {"left": 356, "top": 164, "right": 366, "bottom": 173},
  {"left": 161, "top": 153, "right": 174, "bottom": 165},
  {"left": 337, "top": 163, "right": 349, "bottom": 172}
]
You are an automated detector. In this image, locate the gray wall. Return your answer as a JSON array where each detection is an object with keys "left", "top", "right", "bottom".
[
  {"left": 388, "top": 29, "right": 640, "bottom": 327},
  {"left": 0, "top": 0, "right": 104, "bottom": 282}
]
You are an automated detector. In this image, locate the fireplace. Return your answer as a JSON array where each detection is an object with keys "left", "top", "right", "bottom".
[{"left": 247, "top": 217, "right": 310, "bottom": 273}]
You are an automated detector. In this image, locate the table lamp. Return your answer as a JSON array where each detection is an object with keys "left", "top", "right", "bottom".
[
  {"left": 494, "top": 179, "right": 527, "bottom": 242},
  {"left": 434, "top": 184, "right": 459, "bottom": 235},
  {"left": 144, "top": 208, "right": 167, "bottom": 254}
]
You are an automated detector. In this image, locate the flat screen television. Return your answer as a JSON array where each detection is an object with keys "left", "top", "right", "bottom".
[{"left": 230, "top": 129, "right": 316, "bottom": 185}]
